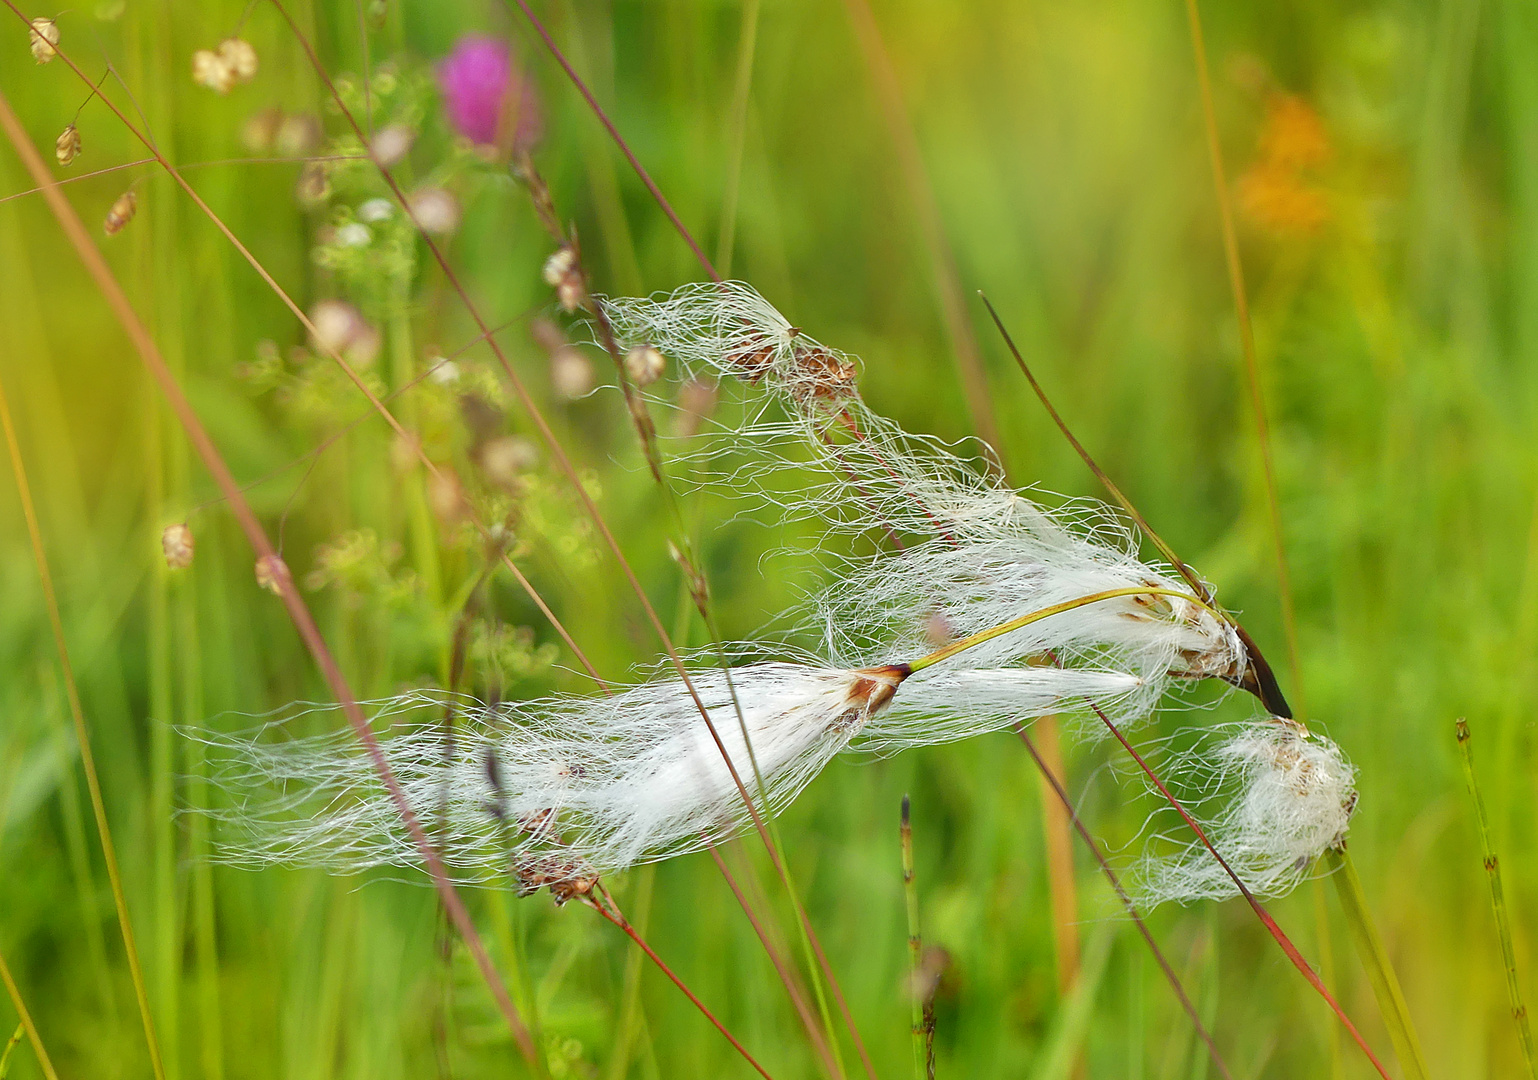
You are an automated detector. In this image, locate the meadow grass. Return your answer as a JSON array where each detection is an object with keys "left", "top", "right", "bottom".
[{"left": 0, "top": 0, "right": 1534, "bottom": 1077}]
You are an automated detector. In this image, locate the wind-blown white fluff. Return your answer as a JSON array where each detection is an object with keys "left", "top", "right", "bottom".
[
  {"left": 197, "top": 661, "right": 1138, "bottom": 885},
  {"left": 602, "top": 282, "right": 1246, "bottom": 694},
  {"left": 1128, "top": 719, "right": 1358, "bottom": 905}
]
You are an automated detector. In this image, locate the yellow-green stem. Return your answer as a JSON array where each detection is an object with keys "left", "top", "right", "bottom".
[
  {"left": 0, "top": 951, "right": 60, "bottom": 1080},
  {"left": 1325, "top": 847, "right": 1429, "bottom": 1080},
  {"left": 901, "top": 795, "right": 924, "bottom": 1080},
  {"left": 907, "top": 587, "right": 1217, "bottom": 673}
]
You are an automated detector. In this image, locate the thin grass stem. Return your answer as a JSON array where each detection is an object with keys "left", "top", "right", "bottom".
[
  {"left": 1086, "top": 698, "right": 1392, "bottom": 1080},
  {"left": 1180, "top": 0, "right": 1305, "bottom": 717},
  {"left": 0, "top": 952, "right": 59, "bottom": 1080},
  {"left": 900, "top": 795, "right": 924, "bottom": 1080},
  {"left": 716, "top": 0, "right": 760, "bottom": 277},
  {"left": 586, "top": 887, "right": 777, "bottom": 1080},
  {"left": 1455, "top": 718, "right": 1537, "bottom": 1077},
  {"left": 0, "top": 88, "right": 541, "bottom": 1064},
  {"left": 1323, "top": 848, "right": 1430, "bottom": 1080},
  {"left": 906, "top": 586, "right": 1219, "bottom": 672},
  {"left": 0, "top": 366, "right": 168, "bottom": 1080},
  {"left": 0, "top": 6, "right": 607, "bottom": 692},
  {"left": 1016, "top": 726, "right": 1232, "bottom": 1080},
  {"left": 0, "top": 1021, "right": 23, "bottom": 1079},
  {"left": 1031, "top": 717, "right": 1082, "bottom": 1000},
  {"left": 840, "top": 0, "right": 1003, "bottom": 465}
]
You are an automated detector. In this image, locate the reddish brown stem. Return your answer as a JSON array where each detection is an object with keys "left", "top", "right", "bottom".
[
  {"left": 1016, "top": 725, "right": 1231, "bottom": 1080},
  {"left": 708, "top": 847, "right": 837, "bottom": 1075},
  {"left": 509, "top": 0, "right": 721, "bottom": 283},
  {"left": 0, "top": 85, "right": 540, "bottom": 1066},
  {"left": 586, "top": 889, "right": 776, "bottom": 1080},
  {"left": 1085, "top": 701, "right": 1391, "bottom": 1080}
]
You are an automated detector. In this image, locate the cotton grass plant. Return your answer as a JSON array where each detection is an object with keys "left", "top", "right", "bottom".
[{"left": 0, "top": 2, "right": 1524, "bottom": 1079}]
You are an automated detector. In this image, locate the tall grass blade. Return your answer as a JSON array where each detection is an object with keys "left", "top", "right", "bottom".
[
  {"left": 0, "top": 368, "right": 167, "bottom": 1080},
  {"left": 0, "top": 951, "right": 60, "bottom": 1080},
  {"left": 1324, "top": 847, "right": 1430, "bottom": 1080},
  {"left": 1456, "top": 718, "right": 1537, "bottom": 1078}
]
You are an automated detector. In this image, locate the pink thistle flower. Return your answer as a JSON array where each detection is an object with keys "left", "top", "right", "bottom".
[{"left": 438, "top": 35, "right": 541, "bottom": 152}]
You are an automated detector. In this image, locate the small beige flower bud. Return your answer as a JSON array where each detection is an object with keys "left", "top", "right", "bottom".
[
  {"left": 623, "top": 345, "right": 666, "bottom": 387},
  {"left": 242, "top": 107, "right": 283, "bottom": 153},
  {"left": 218, "top": 37, "right": 258, "bottom": 82},
  {"left": 478, "top": 435, "right": 539, "bottom": 486},
  {"left": 407, "top": 186, "right": 460, "bottom": 236},
  {"left": 161, "top": 523, "right": 194, "bottom": 569},
  {"left": 542, "top": 246, "right": 576, "bottom": 286},
  {"left": 426, "top": 469, "right": 466, "bottom": 526},
  {"left": 369, "top": 123, "right": 415, "bottom": 168},
  {"left": 275, "top": 113, "right": 322, "bottom": 156},
  {"left": 550, "top": 345, "right": 594, "bottom": 400},
  {"left": 55, "top": 124, "right": 81, "bottom": 166},
  {"left": 29, "top": 18, "right": 59, "bottom": 64},
  {"left": 103, "top": 190, "right": 137, "bottom": 235},
  {"left": 255, "top": 553, "right": 289, "bottom": 594},
  {"left": 192, "top": 50, "right": 234, "bottom": 94}
]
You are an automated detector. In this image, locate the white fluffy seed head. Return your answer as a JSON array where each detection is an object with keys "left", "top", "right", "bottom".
[
  {"left": 194, "top": 664, "right": 912, "bottom": 886},
  {"left": 1129, "top": 719, "right": 1357, "bottom": 906}
]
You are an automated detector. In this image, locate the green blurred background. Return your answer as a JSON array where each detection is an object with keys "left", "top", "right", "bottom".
[{"left": 0, "top": 0, "right": 1532, "bottom": 1076}]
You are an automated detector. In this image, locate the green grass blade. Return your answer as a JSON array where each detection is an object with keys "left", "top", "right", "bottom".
[
  {"left": 1456, "top": 718, "right": 1537, "bottom": 1079},
  {"left": 1326, "top": 848, "right": 1429, "bottom": 1080}
]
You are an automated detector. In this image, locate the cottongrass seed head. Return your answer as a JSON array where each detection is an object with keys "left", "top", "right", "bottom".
[{"left": 1128, "top": 718, "right": 1358, "bottom": 906}]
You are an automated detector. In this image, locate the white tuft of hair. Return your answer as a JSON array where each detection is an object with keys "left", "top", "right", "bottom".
[
  {"left": 193, "top": 658, "right": 1149, "bottom": 888},
  {"left": 1128, "top": 719, "right": 1358, "bottom": 905}
]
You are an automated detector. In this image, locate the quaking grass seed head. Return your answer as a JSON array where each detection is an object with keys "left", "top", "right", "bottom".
[
  {"left": 29, "top": 18, "right": 59, "bottom": 64},
  {"left": 623, "top": 345, "right": 666, "bottom": 387},
  {"left": 161, "top": 523, "right": 194, "bottom": 569},
  {"left": 218, "top": 38, "right": 258, "bottom": 83},
  {"left": 192, "top": 49, "right": 234, "bottom": 94},
  {"left": 104, "top": 190, "right": 137, "bottom": 236},
  {"left": 55, "top": 124, "right": 81, "bottom": 166},
  {"left": 254, "top": 553, "right": 289, "bottom": 594}
]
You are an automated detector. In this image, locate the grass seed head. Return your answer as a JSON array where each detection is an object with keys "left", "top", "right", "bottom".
[
  {"left": 254, "top": 553, "right": 289, "bottom": 594},
  {"left": 192, "top": 49, "right": 235, "bottom": 94},
  {"left": 29, "top": 18, "right": 59, "bottom": 63},
  {"left": 55, "top": 124, "right": 81, "bottom": 166},
  {"left": 218, "top": 37, "right": 258, "bottom": 83},
  {"left": 103, "top": 190, "right": 137, "bottom": 235},
  {"left": 623, "top": 345, "right": 666, "bottom": 387},
  {"left": 161, "top": 523, "right": 194, "bottom": 569},
  {"left": 370, "top": 122, "right": 415, "bottom": 168}
]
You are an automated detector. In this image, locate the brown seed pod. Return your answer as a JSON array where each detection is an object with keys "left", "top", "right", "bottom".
[
  {"left": 103, "top": 190, "right": 137, "bottom": 236},
  {"left": 55, "top": 124, "right": 81, "bottom": 166},
  {"left": 29, "top": 18, "right": 59, "bottom": 63},
  {"left": 161, "top": 523, "right": 194, "bottom": 569}
]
